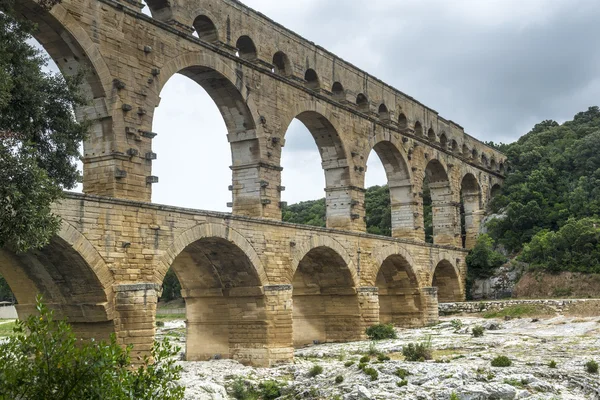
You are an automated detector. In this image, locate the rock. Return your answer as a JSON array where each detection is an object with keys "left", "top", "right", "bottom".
[
  {"left": 184, "top": 381, "right": 228, "bottom": 400},
  {"left": 345, "top": 385, "right": 372, "bottom": 400},
  {"left": 484, "top": 321, "right": 502, "bottom": 330}
]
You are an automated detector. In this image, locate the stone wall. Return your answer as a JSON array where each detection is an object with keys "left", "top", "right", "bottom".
[{"left": 439, "top": 299, "right": 600, "bottom": 315}]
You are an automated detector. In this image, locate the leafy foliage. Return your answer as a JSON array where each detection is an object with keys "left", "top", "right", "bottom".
[
  {"left": 0, "top": 275, "right": 14, "bottom": 302},
  {"left": 585, "top": 360, "right": 598, "bottom": 374},
  {"left": 0, "top": 2, "right": 89, "bottom": 252},
  {"left": 488, "top": 107, "right": 600, "bottom": 256},
  {"left": 491, "top": 355, "right": 512, "bottom": 367},
  {"left": 472, "top": 326, "right": 484, "bottom": 337},
  {"left": 402, "top": 336, "right": 433, "bottom": 362},
  {"left": 282, "top": 199, "right": 326, "bottom": 227},
  {"left": 307, "top": 364, "right": 323, "bottom": 377},
  {"left": 161, "top": 268, "right": 182, "bottom": 302},
  {"left": 365, "top": 323, "right": 397, "bottom": 340},
  {"left": 0, "top": 297, "right": 184, "bottom": 400}
]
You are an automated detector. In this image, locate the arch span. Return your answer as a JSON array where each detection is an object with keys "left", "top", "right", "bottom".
[
  {"left": 432, "top": 259, "right": 464, "bottom": 302},
  {"left": 291, "top": 242, "right": 361, "bottom": 346},
  {"left": 461, "top": 173, "right": 483, "bottom": 249},
  {"left": 423, "top": 159, "right": 460, "bottom": 246}
]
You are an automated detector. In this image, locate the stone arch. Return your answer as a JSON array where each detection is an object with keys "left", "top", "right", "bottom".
[
  {"left": 193, "top": 15, "right": 219, "bottom": 42},
  {"left": 291, "top": 238, "right": 361, "bottom": 346},
  {"left": 462, "top": 143, "right": 469, "bottom": 156},
  {"left": 499, "top": 162, "right": 505, "bottom": 174},
  {"left": 423, "top": 159, "right": 460, "bottom": 246},
  {"left": 490, "top": 183, "right": 502, "bottom": 199},
  {"left": 427, "top": 127, "right": 437, "bottom": 142},
  {"left": 290, "top": 236, "right": 357, "bottom": 286},
  {"left": 371, "top": 244, "right": 420, "bottom": 286},
  {"left": 356, "top": 93, "right": 369, "bottom": 112},
  {"left": 451, "top": 139, "right": 459, "bottom": 152},
  {"left": 0, "top": 220, "right": 115, "bottom": 339},
  {"left": 305, "top": 68, "right": 320, "bottom": 90},
  {"left": 378, "top": 104, "right": 390, "bottom": 121},
  {"left": 236, "top": 35, "right": 257, "bottom": 61},
  {"left": 460, "top": 173, "right": 483, "bottom": 249},
  {"left": 414, "top": 121, "right": 424, "bottom": 137},
  {"left": 439, "top": 133, "right": 448, "bottom": 149},
  {"left": 367, "top": 133, "right": 418, "bottom": 240},
  {"left": 272, "top": 51, "right": 291, "bottom": 76},
  {"left": 156, "top": 222, "right": 269, "bottom": 363},
  {"left": 157, "top": 222, "right": 267, "bottom": 285},
  {"left": 432, "top": 259, "right": 464, "bottom": 302},
  {"left": 490, "top": 158, "right": 497, "bottom": 171},
  {"left": 144, "top": 0, "right": 173, "bottom": 21},
  {"left": 331, "top": 82, "right": 345, "bottom": 100},
  {"left": 398, "top": 113, "right": 408, "bottom": 130},
  {"left": 472, "top": 148, "right": 479, "bottom": 160},
  {"left": 481, "top": 153, "right": 489, "bottom": 167}
]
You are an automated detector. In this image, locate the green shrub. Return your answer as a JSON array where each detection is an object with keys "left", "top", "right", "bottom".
[
  {"left": 377, "top": 353, "right": 390, "bottom": 362},
  {"left": 363, "top": 367, "right": 378, "bottom": 381},
  {"left": 231, "top": 378, "right": 258, "bottom": 400},
  {"left": 548, "top": 360, "right": 557, "bottom": 368},
  {"left": 358, "top": 362, "right": 367, "bottom": 371},
  {"left": 156, "top": 320, "right": 165, "bottom": 327},
  {"left": 344, "top": 360, "right": 355, "bottom": 367},
  {"left": 402, "top": 336, "right": 433, "bottom": 362},
  {"left": 394, "top": 368, "right": 410, "bottom": 379},
  {"left": 450, "top": 319, "right": 463, "bottom": 332},
  {"left": 0, "top": 297, "right": 184, "bottom": 400},
  {"left": 258, "top": 380, "right": 283, "bottom": 400},
  {"left": 491, "top": 355, "right": 512, "bottom": 367},
  {"left": 367, "top": 341, "right": 379, "bottom": 356},
  {"left": 365, "top": 324, "right": 397, "bottom": 340},
  {"left": 335, "top": 375, "right": 344, "bottom": 384},
  {"left": 359, "top": 355, "right": 370, "bottom": 363},
  {"left": 397, "top": 379, "right": 408, "bottom": 387},
  {"left": 472, "top": 326, "right": 484, "bottom": 337},
  {"left": 586, "top": 360, "right": 598, "bottom": 374},
  {"left": 308, "top": 364, "right": 324, "bottom": 377},
  {"left": 450, "top": 393, "right": 460, "bottom": 400}
]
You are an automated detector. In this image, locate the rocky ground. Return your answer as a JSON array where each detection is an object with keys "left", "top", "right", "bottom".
[{"left": 157, "top": 316, "right": 600, "bottom": 400}]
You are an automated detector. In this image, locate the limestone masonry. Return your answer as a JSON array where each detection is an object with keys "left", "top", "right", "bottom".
[{"left": 3, "top": 0, "right": 505, "bottom": 366}]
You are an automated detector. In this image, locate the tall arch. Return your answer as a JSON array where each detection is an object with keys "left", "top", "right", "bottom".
[
  {"left": 291, "top": 244, "right": 360, "bottom": 346},
  {"left": 158, "top": 223, "right": 269, "bottom": 363},
  {"left": 432, "top": 260, "right": 463, "bottom": 302},
  {"left": 376, "top": 253, "right": 423, "bottom": 327},
  {"left": 272, "top": 51, "right": 291, "bottom": 75},
  {"left": 378, "top": 104, "right": 390, "bottom": 121},
  {"left": 154, "top": 53, "right": 263, "bottom": 216},
  {"left": 331, "top": 82, "right": 345, "bottom": 101},
  {"left": 368, "top": 136, "right": 418, "bottom": 240},
  {"left": 14, "top": 1, "right": 116, "bottom": 197},
  {"left": 356, "top": 93, "right": 369, "bottom": 112},
  {"left": 281, "top": 106, "right": 355, "bottom": 229},
  {"left": 461, "top": 173, "right": 483, "bottom": 249},
  {"left": 427, "top": 128, "right": 436, "bottom": 142},
  {"left": 414, "top": 121, "right": 424, "bottom": 137},
  {"left": 305, "top": 69, "right": 320, "bottom": 90},
  {"left": 398, "top": 113, "right": 408, "bottom": 130},
  {"left": 439, "top": 133, "right": 448, "bottom": 149},
  {"left": 423, "top": 160, "right": 460, "bottom": 246}
]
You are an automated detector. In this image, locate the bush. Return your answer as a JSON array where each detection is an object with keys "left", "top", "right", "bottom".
[
  {"left": 377, "top": 353, "right": 390, "bottom": 362},
  {"left": 402, "top": 336, "right": 433, "bottom": 362},
  {"left": 258, "top": 380, "right": 283, "bottom": 400},
  {"left": 548, "top": 360, "right": 557, "bottom": 368},
  {"left": 472, "top": 326, "right": 484, "bottom": 337},
  {"left": 450, "top": 393, "right": 460, "bottom": 400},
  {"left": 308, "top": 364, "right": 323, "bottom": 377},
  {"left": 363, "top": 367, "right": 378, "bottom": 381},
  {"left": 335, "top": 375, "right": 344, "bottom": 384},
  {"left": 0, "top": 297, "right": 184, "bottom": 400},
  {"left": 397, "top": 379, "right": 408, "bottom": 387},
  {"left": 156, "top": 320, "right": 165, "bottom": 327},
  {"left": 358, "top": 362, "right": 367, "bottom": 371},
  {"left": 231, "top": 378, "right": 257, "bottom": 400},
  {"left": 394, "top": 368, "right": 410, "bottom": 379},
  {"left": 359, "top": 355, "right": 370, "bottom": 363},
  {"left": 365, "top": 324, "right": 397, "bottom": 340},
  {"left": 367, "top": 341, "right": 379, "bottom": 356},
  {"left": 586, "top": 360, "right": 598, "bottom": 374},
  {"left": 491, "top": 356, "right": 512, "bottom": 367},
  {"left": 450, "top": 319, "right": 463, "bottom": 332},
  {"left": 344, "top": 360, "right": 355, "bottom": 367}
]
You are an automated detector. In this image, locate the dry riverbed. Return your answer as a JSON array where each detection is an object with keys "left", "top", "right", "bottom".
[{"left": 158, "top": 315, "right": 600, "bottom": 399}]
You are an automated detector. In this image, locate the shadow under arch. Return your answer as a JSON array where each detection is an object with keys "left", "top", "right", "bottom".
[
  {"left": 432, "top": 259, "right": 464, "bottom": 303},
  {"left": 0, "top": 220, "right": 115, "bottom": 339},
  {"left": 290, "top": 237, "right": 361, "bottom": 346},
  {"left": 156, "top": 223, "right": 271, "bottom": 364}
]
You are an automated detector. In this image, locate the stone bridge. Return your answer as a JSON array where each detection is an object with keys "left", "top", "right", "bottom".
[{"left": 3, "top": 0, "right": 505, "bottom": 366}]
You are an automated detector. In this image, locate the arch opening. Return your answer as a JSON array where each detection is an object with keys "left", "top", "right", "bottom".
[
  {"left": 331, "top": 82, "right": 345, "bottom": 101},
  {"left": 490, "top": 158, "right": 497, "bottom": 171},
  {"left": 193, "top": 15, "right": 219, "bottom": 42},
  {"left": 461, "top": 173, "right": 482, "bottom": 249},
  {"left": 490, "top": 184, "right": 502, "bottom": 200},
  {"left": 272, "top": 51, "right": 291, "bottom": 76},
  {"left": 433, "top": 260, "right": 463, "bottom": 302},
  {"left": 304, "top": 69, "right": 320, "bottom": 90},
  {"left": 236, "top": 35, "right": 257, "bottom": 61},
  {"left": 414, "top": 121, "right": 424, "bottom": 137},
  {"left": 423, "top": 160, "right": 459, "bottom": 246},
  {"left": 281, "top": 111, "right": 350, "bottom": 229},
  {"left": 427, "top": 128, "right": 436, "bottom": 142},
  {"left": 481, "top": 154, "right": 488, "bottom": 167},
  {"left": 398, "top": 113, "right": 408, "bottom": 130},
  {"left": 152, "top": 65, "right": 257, "bottom": 210},
  {"left": 164, "top": 237, "right": 266, "bottom": 362},
  {"left": 376, "top": 254, "right": 423, "bottom": 327},
  {"left": 451, "top": 140, "right": 458, "bottom": 152},
  {"left": 356, "top": 93, "right": 369, "bottom": 112},
  {"left": 292, "top": 246, "right": 360, "bottom": 347},
  {"left": 439, "top": 133, "right": 448, "bottom": 149},
  {"left": 378, "top": 104, "right": 390, "bottom": 121}
]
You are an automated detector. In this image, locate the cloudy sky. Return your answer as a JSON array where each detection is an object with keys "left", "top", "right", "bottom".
[{"left": 52, "top": 0, "right": 600, "bottom": 210}]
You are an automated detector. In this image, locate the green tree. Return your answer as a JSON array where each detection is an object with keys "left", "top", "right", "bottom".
[
  {"left": 466, "top": 234, "right": 507, "bottom": 280},
  {"left": 0, "top": 0, "right": 88, "bottom": 253},
  {"left": 0, "top": 297, "right": 184, "bottom": 399},
  {"left": 161, "top": 268, "right": 182, "bottom": 302}
]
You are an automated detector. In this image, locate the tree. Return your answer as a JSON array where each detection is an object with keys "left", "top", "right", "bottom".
[
  {"left": 0, "top": 0, "right": 87, "bottom": 253},
  {"left": 0, "top": 297, "right": 185, "bottom": 400}
]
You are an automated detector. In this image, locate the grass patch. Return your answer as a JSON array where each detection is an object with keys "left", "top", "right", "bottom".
[
  {"left": 483, "top": 305, "right": 553, "bottom": 319},
  {"left": 0, "top": 320, "right": 16, "bottom": 337}
]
